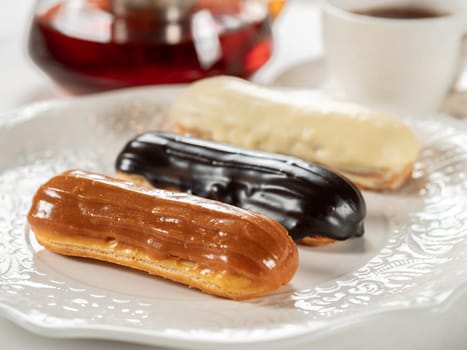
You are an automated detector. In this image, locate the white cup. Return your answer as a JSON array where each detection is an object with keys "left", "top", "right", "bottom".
[{"left": 322, "top": 0, "right": 467, "bottom": 112}]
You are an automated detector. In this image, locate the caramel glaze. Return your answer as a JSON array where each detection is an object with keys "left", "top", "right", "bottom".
[
  {"left": 115, "top": 132, "right": 366, "bottom": 241},
  {"left": 27, "top": 170, "right": 297, "bottom": 286}
]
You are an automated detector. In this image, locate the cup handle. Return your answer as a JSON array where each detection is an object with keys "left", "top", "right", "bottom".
[
  {"left": 441, "top": 34, "right": 467, "bottom": 117},
  {"left": 459, "top": 33, "right": 467, "bottom": 67}
]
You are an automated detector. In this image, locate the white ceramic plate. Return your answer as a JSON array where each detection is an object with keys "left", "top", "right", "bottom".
[{"left": 1, "top": 86, "right": 467, "bottom": 350}]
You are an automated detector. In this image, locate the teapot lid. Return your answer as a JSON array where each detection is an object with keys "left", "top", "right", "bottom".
[{"left": 111, "top": 0, "right": 197, "bottom": 21}]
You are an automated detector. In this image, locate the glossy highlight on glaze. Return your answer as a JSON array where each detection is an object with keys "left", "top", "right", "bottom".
[
  {"left": 115, "top": 132, "right": 367, "bottom": 241},
  {"left": 27, "top": 170, "right": 297, "bottom": 284}
]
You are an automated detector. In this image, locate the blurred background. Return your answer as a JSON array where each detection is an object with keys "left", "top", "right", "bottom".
[{"left": 0, "top": 0, "right": 322, "bottom": 112}]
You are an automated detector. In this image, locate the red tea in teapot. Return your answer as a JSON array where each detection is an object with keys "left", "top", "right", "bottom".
[{"left": 29, "top": 0, "right": 275, "bottom": 93}]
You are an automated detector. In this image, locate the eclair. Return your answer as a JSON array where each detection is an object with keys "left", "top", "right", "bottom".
[
  {"left": 115, "top": 132, "right": 366, "bottom": 245},
  {"left": 27, "top": 170, "right": 298, "bottom": 300},
  {"left": 169, "top": 76, "right": 421, "bottom": 191}
]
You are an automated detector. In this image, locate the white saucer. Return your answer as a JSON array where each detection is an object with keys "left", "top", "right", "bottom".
[
  {"left": 273, "top": 56, "right": 328, "bottom": 89},
  {"left": 272, "top": 56, "right": 359, "bottom": 106},
  {"left": 273, "top": 55, "right": 467, "bottom": 120}
]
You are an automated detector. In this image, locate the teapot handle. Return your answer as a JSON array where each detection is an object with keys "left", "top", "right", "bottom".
[{"left": 267, "top": 0, "right": 286, "bottom": 19}]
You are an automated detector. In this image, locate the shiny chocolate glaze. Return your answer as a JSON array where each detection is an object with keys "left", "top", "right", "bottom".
[{"left": 115, "top": 132, "right": 366, "bottom": 241}]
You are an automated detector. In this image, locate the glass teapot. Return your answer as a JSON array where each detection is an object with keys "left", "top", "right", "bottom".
[{"left": 28, "top": 0, "right": 285, "bottom": 93}]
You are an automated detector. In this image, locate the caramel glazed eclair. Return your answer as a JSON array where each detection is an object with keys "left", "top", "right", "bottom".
[
  {"left": 27, "top": 170, "right": 298, "bottom": 300},
  {"left": 115, "top": 132, "right": 366, "bottom": 246},
  {"left": 169, "top": 76, "right": 421, "bottom": 191}
]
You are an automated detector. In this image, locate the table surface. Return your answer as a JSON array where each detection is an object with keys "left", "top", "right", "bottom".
[{"left": 1, "top": 1, "right": 467, "bottom": 349}]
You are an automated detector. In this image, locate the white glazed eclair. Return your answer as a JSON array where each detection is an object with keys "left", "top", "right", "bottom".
[{"left": 169, "top": 76, "right": 420, "bottom": 191}]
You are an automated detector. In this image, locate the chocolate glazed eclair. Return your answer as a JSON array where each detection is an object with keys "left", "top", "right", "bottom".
[{"left": 115, "top": 132, "right": 366, "bottom": 245}]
